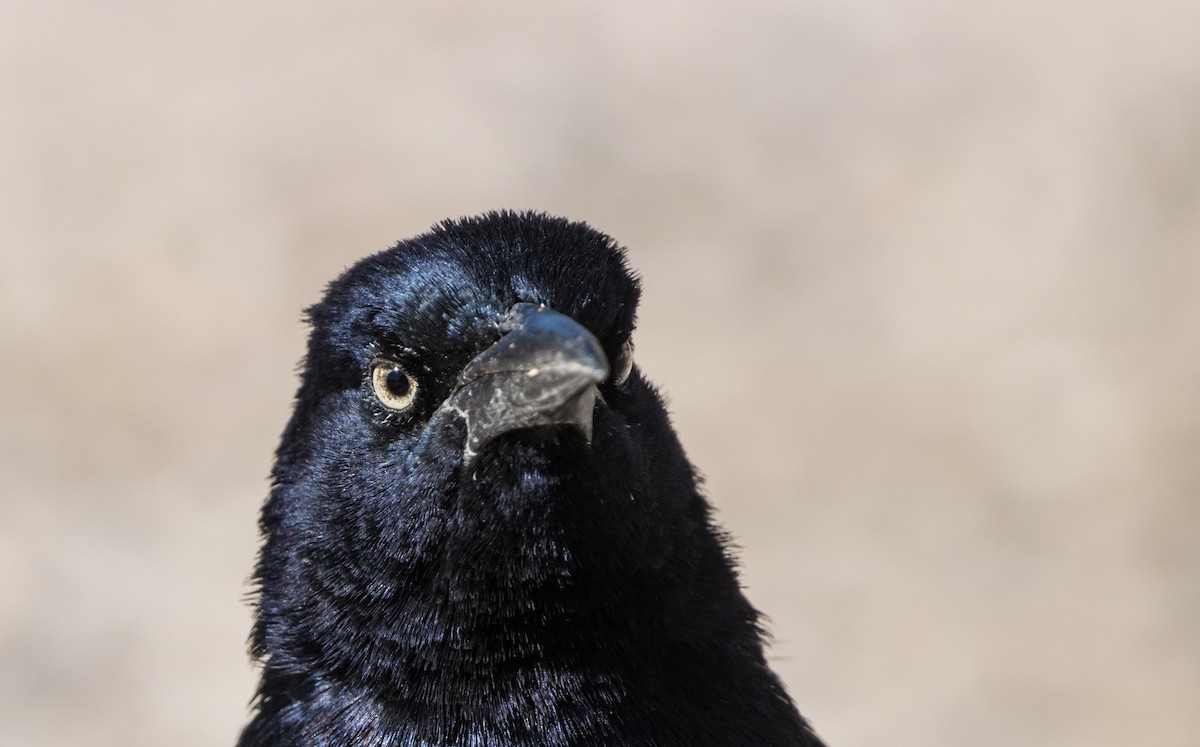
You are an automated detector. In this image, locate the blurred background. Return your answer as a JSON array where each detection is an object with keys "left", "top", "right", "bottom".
[{"left": 2, "top": 2, "right": 1198, "bottom": 745}]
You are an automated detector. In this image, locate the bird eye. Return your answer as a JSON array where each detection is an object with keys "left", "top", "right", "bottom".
[
  {"left": 370, "top": 360, "right": 418, "bottom": 410},
  {"left": 610, "top": 338, "right": 634, "bottom": 386}
]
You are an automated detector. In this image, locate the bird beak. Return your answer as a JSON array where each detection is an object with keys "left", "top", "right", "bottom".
[{"left": 442, "top": 303, "right": 609, "bottom": 461}]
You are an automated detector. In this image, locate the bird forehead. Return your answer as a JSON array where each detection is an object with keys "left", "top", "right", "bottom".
[
  {"left": 352, "top": 254, "right": 628, "bottom": 343},
  {"left": 353, "top": 260, "right": 503, "bottom": 347}
]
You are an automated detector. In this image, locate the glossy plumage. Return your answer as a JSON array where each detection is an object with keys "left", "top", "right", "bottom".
[{"left": 239, "top": 212, "right": 825, "bottom": 746}]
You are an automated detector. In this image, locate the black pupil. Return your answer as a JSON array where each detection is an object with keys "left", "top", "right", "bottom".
[{"left": 385, "top": 368, "right": 410, "bottom": 396}]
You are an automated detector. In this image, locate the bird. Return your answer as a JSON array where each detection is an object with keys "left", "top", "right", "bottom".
[{"left": 239, "top": 211, "right": 827, "bottom": 746}]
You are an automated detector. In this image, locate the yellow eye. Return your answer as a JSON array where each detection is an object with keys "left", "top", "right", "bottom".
[
  {"left": 370, "top": 360, "right": 418, "bottom": 410},
  {"left": 611, "top": 339, "right": 634, "bottom": 386}
]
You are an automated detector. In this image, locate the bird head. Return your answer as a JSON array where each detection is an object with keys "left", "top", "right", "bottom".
[
  {"left": 243, "top": 212, "right": 823, "bottom": 747},
  {"left": 257, "top": 212, "right": 711, "bottom": 674}
]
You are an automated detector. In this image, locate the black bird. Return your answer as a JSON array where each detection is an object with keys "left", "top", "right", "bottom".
[{"left": 240, "top": 212, "right": 826, "bottom": 746}]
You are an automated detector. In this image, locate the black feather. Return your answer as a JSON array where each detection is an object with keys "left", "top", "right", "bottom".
[{"left": 239, "top": 211, "right": 826, "bottom": 746}]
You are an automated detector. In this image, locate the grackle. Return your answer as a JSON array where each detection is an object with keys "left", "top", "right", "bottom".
[{"left": 239, "top": 211, "right": 827, "bottom": 746}]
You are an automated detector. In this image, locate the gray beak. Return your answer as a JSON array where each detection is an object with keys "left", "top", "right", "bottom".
[{"left": 442, "top": 303, "right": 609, "bottom": 461}]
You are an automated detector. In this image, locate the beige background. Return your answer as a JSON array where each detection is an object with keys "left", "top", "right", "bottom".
[{"left": 3, "top": 2, "right": 1198, "bottom": 746}]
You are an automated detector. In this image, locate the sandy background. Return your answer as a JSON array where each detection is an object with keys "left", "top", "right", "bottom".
[{"left": 2, "top": 2, "right": 1198, "bottom": 745}]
